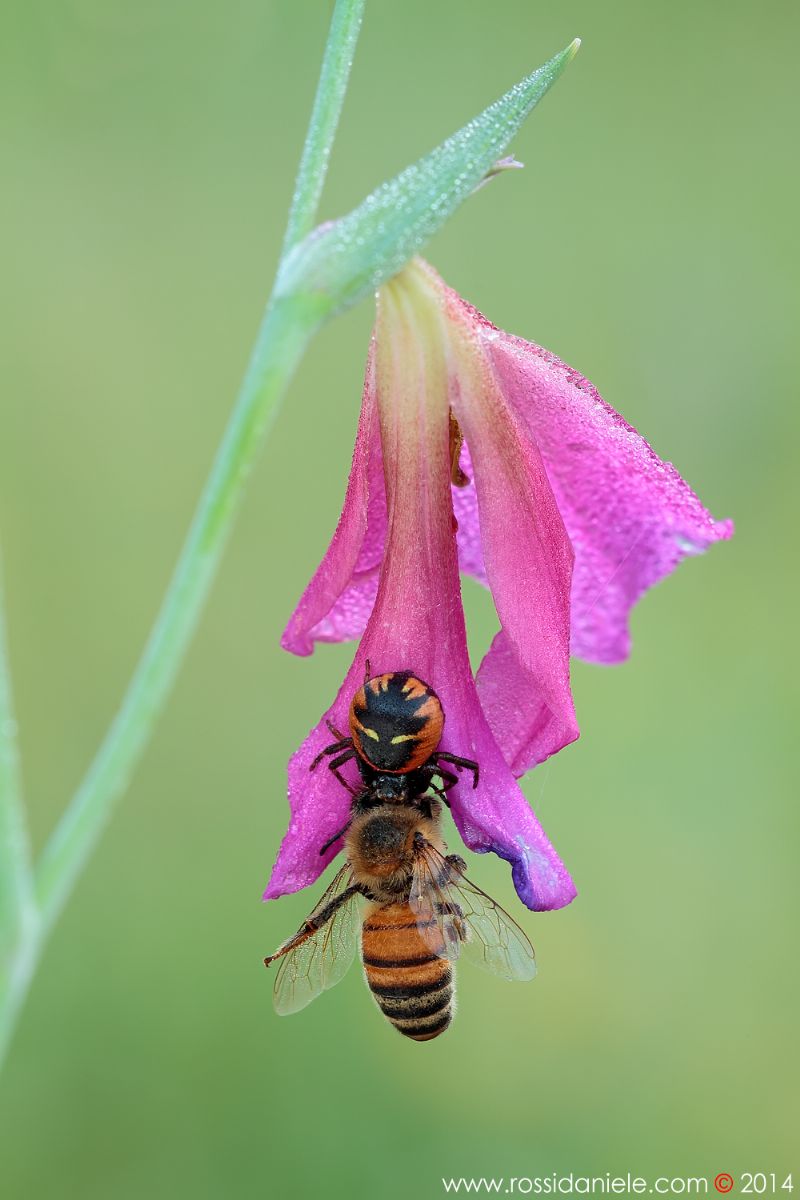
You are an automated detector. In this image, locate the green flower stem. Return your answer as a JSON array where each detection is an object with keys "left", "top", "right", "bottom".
[
  {"left": 33, "top": 0, "right": 368, "bottom": 930},
  {"left": 0, "top": 0, "right": 363, "bottom": 1067},
  {"left": 281, "top": 0, "right": 366, "bottom": 256}
]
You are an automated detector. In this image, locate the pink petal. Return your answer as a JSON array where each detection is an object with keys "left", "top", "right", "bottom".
[
  {"left": 451, "top": 441, "right": 488, "bottom": 583},
  {"left": 263, "top": 678, "right": 357, "bottom": 898},
  {"left": 450, "top": 291, "right": 732, "bottom": 664},
  {"left": 280, "top": 346, "right": 386, "bottom": 655},
  {"left": 266, "top": 270, "right": 575, "bottom": 911},
  {"left": 444, "top": 286, "right": 579, "bottom": 774},
  {"left": 475, "top": 628, "right": 578, "bottom": 776}
]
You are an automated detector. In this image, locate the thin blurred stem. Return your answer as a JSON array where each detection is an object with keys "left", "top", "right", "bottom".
[
  {"left": 0, "top": 561, "right": 40, "bottom": 1065},
  {"left": 0, "top": 929, "right": 39, "bottom": 1070},
  {"left": 0, "top": 562, "right": 36, "bottom": 948},
  {"left": 0, "top": 1, "right": 365, "bottom": 1067},
  {"left": 281, "top": 0, "right": 365, "bottom": 255}
]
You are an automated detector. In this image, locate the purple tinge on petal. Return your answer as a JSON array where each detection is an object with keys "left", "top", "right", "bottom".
[
  {"left": 280, "top": 346, "right": 387, "bottom": 655},
  {"left": 438, "top": 679, "right": 577, "bottom": 912},
  {"left": 266, "top": 269, "right": 575, "bottom": 911},
  {"left": 449, "top": 291, "right": 732, "bottom": 664}
]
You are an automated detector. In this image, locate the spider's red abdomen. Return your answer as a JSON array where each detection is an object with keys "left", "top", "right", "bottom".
[{"left": 348, "top": 672, "right": 444, "bottom": 774}]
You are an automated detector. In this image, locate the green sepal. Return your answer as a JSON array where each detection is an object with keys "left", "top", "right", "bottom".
[{"left": 275, "top": 39, "right": 580, "bottom": 322}]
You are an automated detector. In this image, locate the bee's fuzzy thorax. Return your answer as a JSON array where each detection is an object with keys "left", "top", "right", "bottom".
[{"left": 346, "top": 806, "right": 444, "bottom": 895}]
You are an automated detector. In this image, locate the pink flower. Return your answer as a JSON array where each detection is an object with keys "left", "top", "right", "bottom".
[{"left": 265, "top": 259, "right": 731, "bottom": 910}]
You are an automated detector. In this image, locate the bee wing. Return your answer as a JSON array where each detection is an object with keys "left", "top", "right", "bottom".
[
  {"left": 268, "top": 866, "right": 360, "bottom": 1015},
  {"left": 409, "top": 844, "right": 466, "bottom": 963},
  {"left": 410, "top": 843, "right": 537, "bottom": 982}
]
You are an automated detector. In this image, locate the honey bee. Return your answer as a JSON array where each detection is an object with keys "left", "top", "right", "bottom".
[{"left": 264, "top": 795, "right": 536, "bottom": 1041}]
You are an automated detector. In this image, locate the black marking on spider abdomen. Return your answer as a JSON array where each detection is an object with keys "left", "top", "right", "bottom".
[{"left": 350, "top": 672, "right": 444, "bottom": 774}]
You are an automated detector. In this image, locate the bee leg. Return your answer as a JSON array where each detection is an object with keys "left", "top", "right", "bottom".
[
  {"left": 325, "top": 718, "right": 348, "bottom": 741},
  {"left": 310, "top": 737, "right": 353, "bottom": 772},
  {"left": 432, "top": 752, "right": 480, "bottom": 789},
  {"left": 264, "top": 885, "right": 364, "bottom": 966},
  {"left": 364, "top": 658, "right": 372, "bottom": 683},
  {"left": 424, "top": 849, "right": 467, "bottom": 887},
  {"left": 319, "top": 819, "right": 352, "bottom": 856},
  {"left": 434, "top": 889, "right": 468, "bottom": 943},
  {"left": 444, "top": 854, "right": 468, "bottom": 878}
]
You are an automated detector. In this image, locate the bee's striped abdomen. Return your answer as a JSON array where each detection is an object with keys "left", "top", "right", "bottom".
[{"left": 362, "top": 902, "right": 453, "bottom": 1041}]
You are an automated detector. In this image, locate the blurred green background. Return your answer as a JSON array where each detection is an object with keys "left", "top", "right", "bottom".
[{"left": 0, "top": 1, "right": 797, "bottom": 1196}]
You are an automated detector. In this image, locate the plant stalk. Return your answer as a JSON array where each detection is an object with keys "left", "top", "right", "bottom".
[{"left": 0, "top": 0, "right": 365, "bottom": 1067}]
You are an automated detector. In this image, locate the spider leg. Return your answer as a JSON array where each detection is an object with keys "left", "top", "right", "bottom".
[
  {"left": 428, "top": 783, "right": 450, "bottom": 807},
  {"left": 433, "top": 765, "right": 459, "bottom": 791},
  {"left": 433, "top": 752, "right": 479, "bottom": 789},
  {"left": 310, "top": 737, "right": 353, "bottom": 772},
  {"left": 416, "top": 763, "right": 453, "bottom": 808},
  {"left": 326, "top": 749, "right": 359, "bottom": 796}
]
